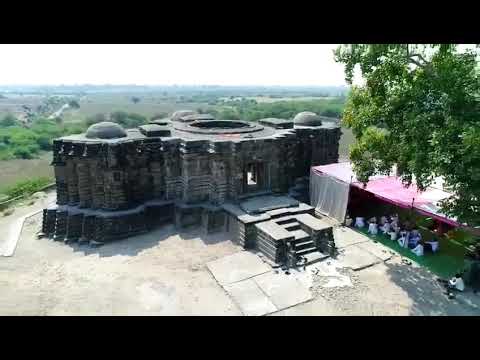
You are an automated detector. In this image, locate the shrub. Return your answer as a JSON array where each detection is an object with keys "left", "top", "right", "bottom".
[
  {"left": 36, "top": 136, "right": 52, "bottom": 150},
  {"left": 68, "top": 100, "right": 80, "bottom": 108},
  {"left": 0, "top": 113, "right": 18, "bottom": 127},
  {"left": 85, "top": 113, "right": 107, "bottom": 126},
  {"left": 111, "top": 111, "right": 147, "bottom": 128},
  {"left": 151, "top": 112, "right": 168, "bottom": 121}
]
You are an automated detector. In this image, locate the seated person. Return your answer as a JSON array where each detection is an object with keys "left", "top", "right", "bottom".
[
  {"left": 389, "top": 228, "right": 399, "bottom": 241},
  {"left": 355, "top": 217, "right": 365, "bottom": 228},
  {"left": 368, "top": 221, "right": 378, "bottom": 235},
  {"left": 403, "top": 220, "right": 414, "bottom": 231},
  {"left": 368, "top": 217, "right": 377, "bottom": 224},
  {"left": 345, "top": 214, "right": 353, "bottom": 227},
  {"left": 390, "top": 221, "right": 400, "bottom": 233},
  {"left": 380, "top": 221, "right": 391, "bottom": 234},
  {"left": 448, "top": 273, "right": 465, "bottom": 292},
  {"left": 424, "top": 238, "right": 440, "bottom": 253},
  {"left": 380, "top": 216, "right": 388, "bottom": 226},
  {"left": 390, "top": 213, "right": 399, "bottom": 224},
  {"left": 411, "top": 241, "right": 424, "bottom": 256},
  {"left": 398, "top": 230, "right": 409, "bottom": 248},
  {"left": 408, "top": 229, "right": 422, "bottom": 249}
]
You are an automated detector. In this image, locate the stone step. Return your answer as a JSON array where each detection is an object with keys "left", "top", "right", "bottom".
[
  {"left": 296, "top": 245, "right": 318, "bottom": 256},
  {"left": 293, "top": 239, "right": 314, "bottom": 251},
  {"left": 283, "top": 223, "right": 301, "bottom": 231},
  {"left": 289, "top": 229, "right": 310, "bottom": 242}
]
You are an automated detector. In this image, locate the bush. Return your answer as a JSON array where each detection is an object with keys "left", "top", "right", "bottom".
[
  {"left": 151, "top": 112, "right": 168, "bottom": 121},
  {"left": 68, "top": 100, "right": 80, "bottom": 109},
  {"left": 37, "top": 136, "right": 52, "bottom": 150},
  {"left": 111, "top": 111, "right": 147, "bottom": 128},
  {"left": 4, "top": 177, "right": 52, "bottom": 199},
  {"left": 0, "top": 114, "right": 18, "bottom": 127},
  {"left": 85, "top": 113, "right": 107, "bottom": 126},
  {"left": 13, "top": 146, "right": 36, "bottom": 159},
  {"left": 63, "top": 123, "right": 85, "bottom": 134}
]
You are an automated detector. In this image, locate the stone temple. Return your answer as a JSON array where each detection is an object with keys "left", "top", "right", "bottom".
[{"left": 41, "top": 111, "right": 341, "bottom": 266}]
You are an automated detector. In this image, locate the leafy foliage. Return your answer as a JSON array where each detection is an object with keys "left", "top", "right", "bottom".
[
  {"left": 0, "top": 117, "right": 87, "bottom": 160},
  {"left": 335, "top": 44, "right": 480, "bottom": 225},
  {"left": 110, "top": 111, "right": 147, "bottom": 128},
  {"left": 85, "top": 113, "right": 107, "bottom": 126},
  {"left": 68, "top": 100, "right": 80, "bottom": 108},
  {"left": 151, "top": 112, "right": 168, "bottom": 121},
  {"left": 0, "top": 114, "right": 18, "bottom": 127}
]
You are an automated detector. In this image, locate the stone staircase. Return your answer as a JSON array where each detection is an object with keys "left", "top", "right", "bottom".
[
  {"left": 276, "top": 217, "right": 325, "bottom": 265},
  {"left": 255, "top": 214, "right": 334, "bottom": 267}
]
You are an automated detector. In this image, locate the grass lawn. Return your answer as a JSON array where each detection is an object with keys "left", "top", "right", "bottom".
[{"left": 353, "top": 226, "right": 467, "bottom": 279}]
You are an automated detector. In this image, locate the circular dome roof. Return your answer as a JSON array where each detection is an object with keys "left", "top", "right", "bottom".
[
  {"left": 85, "top": 122, "right": 127, "bottom": 139},
  {"left": 171, "top": 110, "right": 197, "bottom": 121},
  {"left": 293, "top": 111, "right": 323, "bottom": 126}
]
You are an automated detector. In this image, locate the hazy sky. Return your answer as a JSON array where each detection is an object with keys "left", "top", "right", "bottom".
[{"left": 0, "top": 44, "right": 348, "bottom": 86}]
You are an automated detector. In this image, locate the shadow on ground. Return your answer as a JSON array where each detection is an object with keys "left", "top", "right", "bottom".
[
  {"left": 385, "top": 262, "right": 480, "bottom": 316},
  {"left": 66, "top": 224, "right": 233, "bottom": 258}
]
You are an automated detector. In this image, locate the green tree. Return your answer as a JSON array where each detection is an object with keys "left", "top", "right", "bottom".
[
  {"left": 85, "top": 113, "right": 107, "bottom": 126},
  {"left": 131, "top": 96, "right": 141, "bottom": 104},
  {"left": 151, "top": 112, "right": 168, "bottom": 121},
  {"left": 110, "top": 111, "right": 128, "bottom": 125},
  {"left": 68, "top": 100, "right": 80, "bottom": 108},
  {"left": 334, "top": 44, "right": 480, "bottom": 226},
  {"left": 0, "top": 114, "right": 18, "bottom": 127}
]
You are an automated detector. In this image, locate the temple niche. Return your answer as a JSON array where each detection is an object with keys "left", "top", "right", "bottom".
[{"left": 41, "top": 111, "right": 341, "bottom": 263}]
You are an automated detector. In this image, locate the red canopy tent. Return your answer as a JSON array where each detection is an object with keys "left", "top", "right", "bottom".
[{"left": 311, "top": 162, "right": 459, "bottom": 227}]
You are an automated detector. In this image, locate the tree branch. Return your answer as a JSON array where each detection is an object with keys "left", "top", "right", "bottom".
[
  {"left": 408, "top": 53, "right": 428, "bottom": 68},
  {"left": 409, "top": 57, "right": 425, "bottom": 68}
]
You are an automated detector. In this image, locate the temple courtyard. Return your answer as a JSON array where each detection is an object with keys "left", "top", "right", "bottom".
[{"left": 1, "top": 192, "right": 479, "bottom": 316}]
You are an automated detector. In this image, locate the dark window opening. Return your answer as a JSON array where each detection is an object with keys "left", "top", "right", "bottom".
[
  {"left": 245, "top": 162, "right": 266, "bottom": 194},
  {"left": 247, "top": 163, "right": 257, "bottom": 186}
]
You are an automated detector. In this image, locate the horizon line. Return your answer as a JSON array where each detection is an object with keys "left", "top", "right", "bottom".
[{"left": 0, "top": 83, "right": 349, "bottom": 88}]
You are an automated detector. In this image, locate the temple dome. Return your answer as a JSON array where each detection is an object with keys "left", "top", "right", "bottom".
[
  {"left": 171, "top": 110, "right": 197, "bottom": 121},
  {"left": 85, "top": 122, "right": 127, "bottom": 139},
  {"left": 293, "top": 111, "right": 323, "bottom": 126}
]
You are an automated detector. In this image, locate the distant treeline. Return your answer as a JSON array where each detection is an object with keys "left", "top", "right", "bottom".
[
  {"left": 0, "top": 85, "right": 350, "bottom": 97},
  {"left": 210, "top": 97, "right": 345, "bottom": 121}
]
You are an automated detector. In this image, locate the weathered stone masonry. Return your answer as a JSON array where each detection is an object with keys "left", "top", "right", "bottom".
[{"left": 41, "top": 111, "right": 341, "bottom": 246}]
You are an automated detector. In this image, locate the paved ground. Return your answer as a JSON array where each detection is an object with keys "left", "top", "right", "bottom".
[
  {"left": 0, "top": 191, "right": 56, "bottom": 256},
  {"left": 1, "top": 195, "right": 479, "bottom": 316},
  {"left": 0, "top": 210, "right": 242, "bottom": 315}
]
